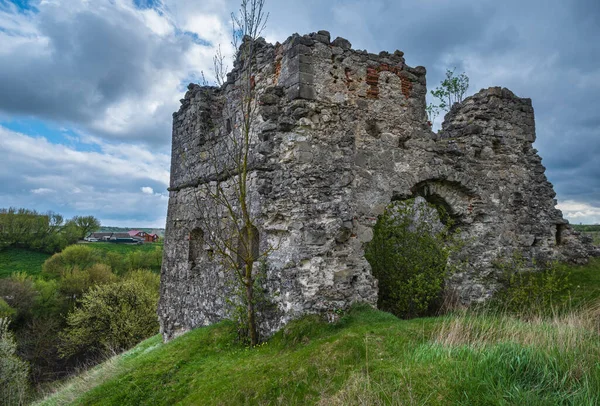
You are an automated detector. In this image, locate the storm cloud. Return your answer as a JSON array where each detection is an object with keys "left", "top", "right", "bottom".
[{"left": 0, "top": 0, "right": 598, "bottom": 225}]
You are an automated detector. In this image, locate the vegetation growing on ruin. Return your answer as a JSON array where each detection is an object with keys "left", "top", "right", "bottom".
[
  {"left": 426, "top": 68, "right": 470, "bottom": 123},
  {"left": 365, "top": 199, "right": 459, "bottom": 319},
  {"left": 190, "top": 0, "right": 273, "bottom": 346}
]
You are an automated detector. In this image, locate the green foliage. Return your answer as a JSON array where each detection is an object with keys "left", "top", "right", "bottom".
[
  {"left": 0, "top": 273, "right": 37, "bottom": 325},
  {"left": 124, "top": 247, "right": 162, "bottom": 273},
  {"left": 571, "top": 224, "right": 600, "bottom": 232},
  {"left": 72, "top": 215, "right": 102, "bottom": 239},
  {"left": 429, "top": 68, "right": 469, "bottom": 116},
  {"left": 0, "top": 298, "right": 16, "bottom": 319},
  {"left": 567, "top": 257, "right": 600, "bottom": 306},
  {"left": 43, "top": 244, "right": 102, "bottom": 276},
  {"left": 425, "top": 102, "right": 441, "bottom": 124},
  {"left": 32, "top": 278, "right": 63, "bottom": 318},
  {"left": 59, "top": 276, "right": 159, "bottom": 359},
  {"left": 1, "top": 242, "right": 162, "bottom": 388},
  {"left": 0, "top": 207, "right": 100, "bottom": 254},
  {"left": 90, "top": 242, "right": 163, "bottom": 273},
  {"left": 58, "top": 264, "right": 117, "bottom": 302},
  {"left": 37, "top": 303, "right": 600, "bottom": 406},
  {"left": 226, "top": 260, "right": 275, "bottom": 343},
  {"left": 0, "top": 248, "right": 50, "bottom": 278},
  {"left": 492, "top": 253, "right": 572, "bottom": 313},
  {"left": 0, "top": 318, "right": 30, "bottom": 406},
  {"left": 365, "top": 199, "right": 456, "bottom": 319}
]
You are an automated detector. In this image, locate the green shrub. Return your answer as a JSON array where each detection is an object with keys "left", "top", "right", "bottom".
[
  {"left": 0, "top": 298, "right": 16, "bottom": 319},
  {"left": 87, "top": 263, "right": 118, "bottom": 285},
  {"left": 0, "top": 273, "right": 37, "bottom": 325},
  {"left": 43, "top": 244, "right": 101, "bottom": 276},
  {"left": 32, "top": 278, "right": 64, "bottom": 318},
  {"left": 59, "top": 264, "right": 117, "bottom": 302},
  {"left": 102, "top": 251, "right": 126, "bottom": 275},
  {"left": 59, "top": 279, "right": 159, "bottom": 358},
  {"left": 0, "top": 318, "right": 29, "bottom": 406},
  {"left": 365, "top": 198, "right": 456, "bottom": 319},
  {"left": 492, "top": 253, "right": 572, "bottom": 314},
  {"left": 122, "top": 269, "right": 160, "bottom": 292}
]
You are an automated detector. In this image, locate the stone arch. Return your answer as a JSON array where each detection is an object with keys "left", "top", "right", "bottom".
[
  {"left": 408, "top": 179, "right": 479, "bottom": 224},
  {"left": 189, "top": 228, "right": 204, "bottom": 266}
]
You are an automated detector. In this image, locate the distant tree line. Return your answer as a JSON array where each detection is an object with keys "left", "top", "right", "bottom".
[
  {"left": 572, "top": 224, "right": 600, "bottom": 232},
  {"left": 0, "top": 208, "right": 100, "bottom": 254}
]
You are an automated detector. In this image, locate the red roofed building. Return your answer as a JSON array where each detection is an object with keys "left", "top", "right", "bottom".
[{"left": 127, "top": 230, "right": 159, "bottom": 243}]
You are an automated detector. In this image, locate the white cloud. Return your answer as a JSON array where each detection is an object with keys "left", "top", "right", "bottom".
[
  {"left": 0, "top": 126, "right": 169, "bottom": 227},
  {"left": 31, "top": 187, "right": 55, "bottom": 195},
  {"left": 557, "top": 200, "right": 600, "bottom": 225},
  {"left": 0, "top": 0, "right": 230, "bottom": 145}
]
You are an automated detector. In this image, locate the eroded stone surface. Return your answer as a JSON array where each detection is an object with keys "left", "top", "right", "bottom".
[{"left": 158, "top": 32, "right": 596, "bottom": 341}]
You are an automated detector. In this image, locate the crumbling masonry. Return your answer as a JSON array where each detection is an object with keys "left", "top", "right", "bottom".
[{"left": 158, "top": 31, "right": 595, "bottom": 341}]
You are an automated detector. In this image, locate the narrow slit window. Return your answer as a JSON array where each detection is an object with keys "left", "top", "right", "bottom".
[{"left": 189, "top": 228, "right": 204, "bottom": 265}]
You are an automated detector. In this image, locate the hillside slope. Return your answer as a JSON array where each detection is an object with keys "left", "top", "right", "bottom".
[
  {"left": 0, "top": 248, "right": 50, "bottom": 278},
  {"left": 38, "top": 297, "right": 600, "bottom": 405}
]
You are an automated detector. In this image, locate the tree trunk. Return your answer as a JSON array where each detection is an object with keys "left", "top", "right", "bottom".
[{"left": 245, "top": 262, "right": 258, "bottom": 346}]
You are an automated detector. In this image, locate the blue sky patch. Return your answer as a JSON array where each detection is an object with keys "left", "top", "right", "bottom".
[
  {"left": 180, "top": 30, "right": 211, "bottom": 46},
  {"left": 3, "top": 0, "right": 35, "bottom": 11},
  {"left": 0, "top": 119, "right": 102, "bottom": 153},
  {"left": 134, "top": 0, "right": 161, "bottom": 10}
]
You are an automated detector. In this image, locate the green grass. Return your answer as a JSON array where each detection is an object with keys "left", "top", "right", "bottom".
[
  {"left": 84, "top": 242, "right": 162, "bottom": 256},
  {"left": 37, "top": 301, "right": 600, "bottom": 406},
  {"left": 0, "top": 247, "right": 51, "bottom": 278},
  {"left": 35, "top": 258, "right": 600, "bottom": 405},
  {"left": 568, "top": 257, "right": 600, "bottom": 306}
]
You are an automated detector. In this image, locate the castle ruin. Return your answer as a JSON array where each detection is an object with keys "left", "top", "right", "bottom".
[{"left": 158, "top": 31, "right": 593, "bottom": 341}]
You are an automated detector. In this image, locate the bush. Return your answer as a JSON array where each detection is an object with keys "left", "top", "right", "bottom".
[
  {"left": 0, "top": 318, "right": 29, "bottom": 406},
  {"left": 32, "top": 279, "right": 64, "bottom": 318},
  {"left": 59, "top": 264, "right": 117, "bottom": 303},
  {"left": 43, "top": 244, "right": 101, "bottom": 276},
  {"left": 122, "top": 269, "right": 160, "bottom": 292},
  {"left": 59, "top": 278, "right": 159, "bottom": 358},
  {"left": 102, "top": 251, "right": 126, "bottom": 275},
  {"left": 492, "top": 253, "right": 572, "bottom": 314},
  {"left": 0, "top": 298, "right": 16, "bottom": 319},
  {"left": 0, "top": 273, "right": 37, "bottom": 325},
  {"left": 365, "top": 198, "right": 455, "bottom": 319}
]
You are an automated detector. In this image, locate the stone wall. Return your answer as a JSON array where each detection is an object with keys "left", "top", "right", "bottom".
[{"left": 158, "top": 31, "right": 595, "bottom": 341}]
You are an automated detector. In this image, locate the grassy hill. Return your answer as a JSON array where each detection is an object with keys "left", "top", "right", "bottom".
[
  {"left": 0, "top": 247, "right": 50, "bottom": 278},
  {"left": 37, "top": 259, "right": 600, "bottom": 406}
]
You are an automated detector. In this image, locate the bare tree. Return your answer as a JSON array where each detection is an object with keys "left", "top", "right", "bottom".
[{"left": 190, "top": 0, "right": 270, "bottom": 346}]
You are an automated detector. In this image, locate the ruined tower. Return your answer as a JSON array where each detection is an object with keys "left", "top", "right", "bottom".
[{"left": 158, "top": 31, "right": 593, "bottom": 341}]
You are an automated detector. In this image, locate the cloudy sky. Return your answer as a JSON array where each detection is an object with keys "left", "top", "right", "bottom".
[{"left": 0, "top": 0, "right": 598, "bottom": 227}]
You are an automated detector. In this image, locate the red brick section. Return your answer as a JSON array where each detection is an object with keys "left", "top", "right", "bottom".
[
  {"left": 365, "top": 64, "right": 411, "bottom": 100},
  {"left": 366, "top": 67, "right": 379, "bottom": 99},
  {"left": 274, "top": 59, "right": 282, "bottom": 82},
  {"left": 399, "top": 73, "right": 413, "bottom": 99},
  {"left": 273, "top": 44, "right": 283, "bottom": 84}
]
